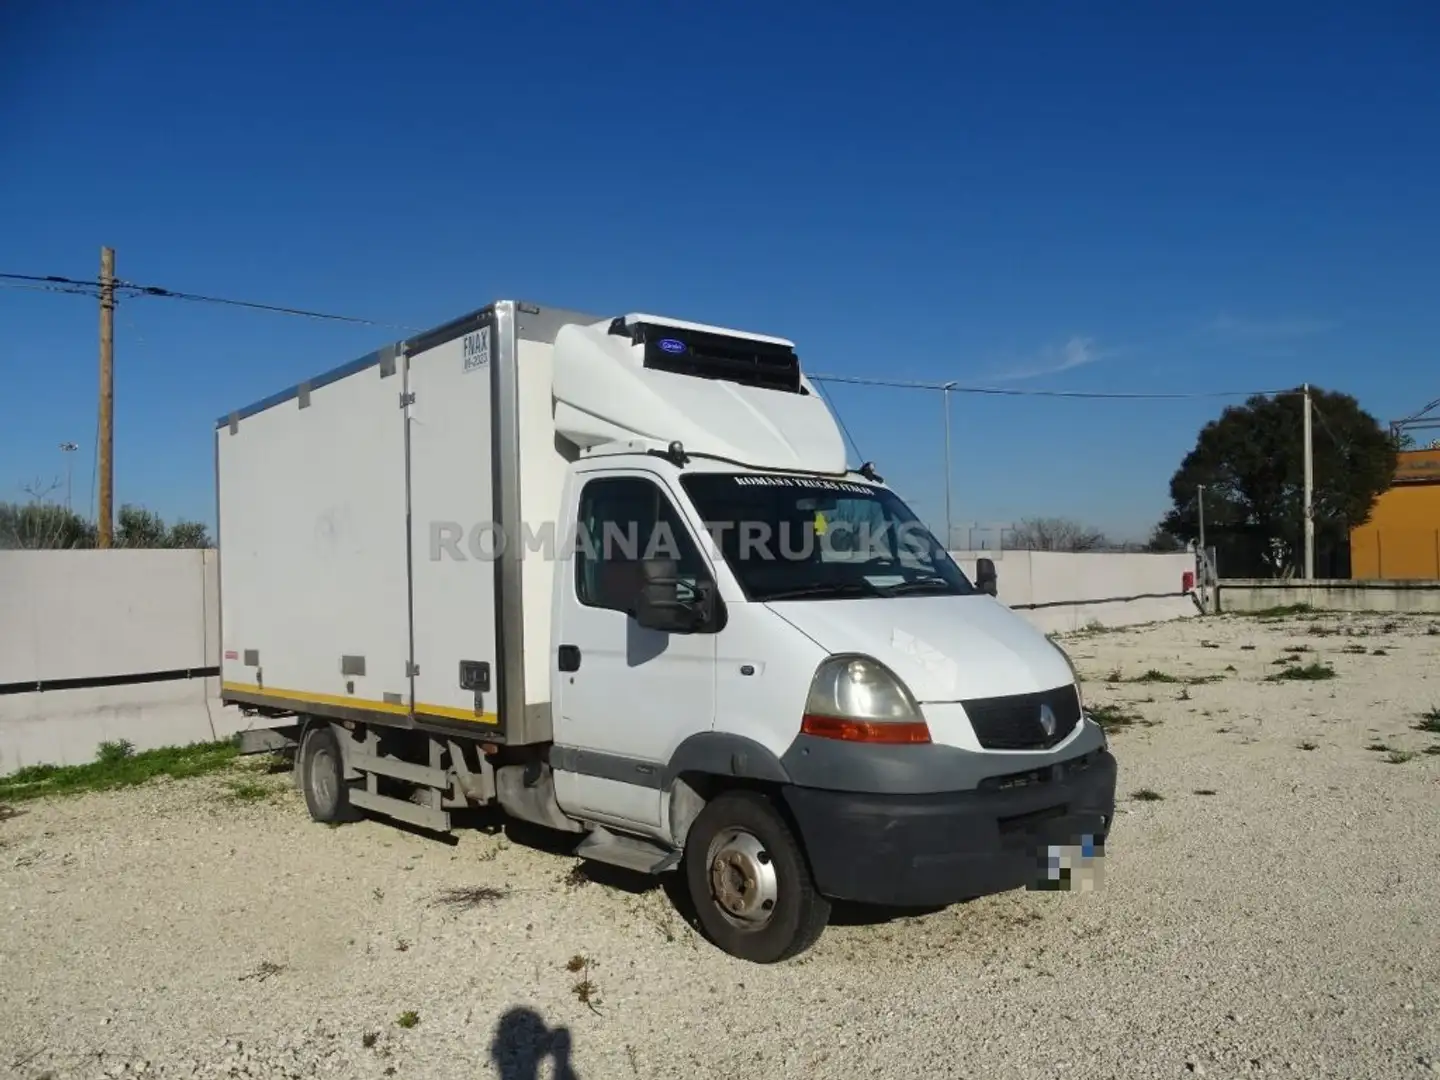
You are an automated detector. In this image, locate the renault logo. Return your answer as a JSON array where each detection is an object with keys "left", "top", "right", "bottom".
[{"left": 1039, "top": 703, "right": 1058, "bottom": 739}]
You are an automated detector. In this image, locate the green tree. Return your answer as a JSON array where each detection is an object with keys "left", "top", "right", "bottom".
[
  {"left": 1158, "top": 388, "right": 1395, "bottom": 577},
  {"left": 0, "top": 501, "right": 97, "bottom": 549},
  {"left": 0, "top": 494, "right": 210, "bottom": 550}
]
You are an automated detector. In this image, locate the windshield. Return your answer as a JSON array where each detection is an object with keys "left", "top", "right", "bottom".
[{"left": 679, "top": 473, "right": 976, "bottom": 602}]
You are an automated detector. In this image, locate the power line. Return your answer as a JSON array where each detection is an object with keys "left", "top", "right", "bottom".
[
  {"left": 0, "top": 271, "right": 417, "bottom": 330},
  {"left": 119, "top": 281, "right": 419, "bottom": 329},
  {"left": 811, "top": 378, "right": 866, "bottom": 465},
  {"left": 809, "top": 372, "right": 1299, "bottom": 401},
  {"left": 0, "top": 280, "right": 101, "bottom": 298},
  {"left": 0, "top": 269, "right": 1310, "bottom": 402}
]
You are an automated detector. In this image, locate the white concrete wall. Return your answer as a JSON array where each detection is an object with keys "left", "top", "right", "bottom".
[
  {"left": 0, "top": 550, "right": 214, "bottom": 683},
  {"left": 949, "top": 550, "right": 1201, "bottom": 634},
  {"left": 0, "top": 550, "right": 245, "bottom": 772},
  {"left": 2, "top": 548, "right": 1201, "bottom": 772},
  {"left": 1216, "top": 578, "right": 1440, "bottom": 614}
]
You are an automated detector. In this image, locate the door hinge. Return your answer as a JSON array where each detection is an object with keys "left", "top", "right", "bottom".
[{"left": 399, "top": 392, "right": 416, "bottom": 408}]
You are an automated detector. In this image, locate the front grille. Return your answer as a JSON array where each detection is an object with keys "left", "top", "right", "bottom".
[{"left": 962, "top": 684, "right": 1081, "bottom": 750}]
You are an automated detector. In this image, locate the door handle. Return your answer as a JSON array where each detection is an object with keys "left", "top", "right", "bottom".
[{"left": 557, "top": 645, "right": 581, "bottom": 672}]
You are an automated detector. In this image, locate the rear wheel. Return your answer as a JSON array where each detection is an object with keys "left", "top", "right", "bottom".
[
  {"left": 299, "top": 724, "right": 360, "bottom": 824},
  {"left": 684, "top": 790, "right": 830, "bottom": 963}
]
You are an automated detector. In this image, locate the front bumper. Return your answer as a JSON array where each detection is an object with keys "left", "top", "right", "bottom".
[{"left": 782, "top": 748, "right": 1117, "bottom": 907}]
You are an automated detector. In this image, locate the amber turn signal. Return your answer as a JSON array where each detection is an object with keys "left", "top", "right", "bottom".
[{"left": 800, "top": 714, "right": 931, "bottom": 744}]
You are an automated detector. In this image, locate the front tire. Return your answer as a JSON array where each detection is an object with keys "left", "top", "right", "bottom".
[
  {"left": 684, "top": 790, "right": 830, "bottom": 963},
  {"left": 299, "top": 723, "right": 360, "bottom": 824}
]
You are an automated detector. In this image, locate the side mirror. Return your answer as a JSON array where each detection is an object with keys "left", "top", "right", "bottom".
[
  {"left": 635, "top": 558, "right": 708, "bottom": 633},
  {"left": 975, "top": 557, "right": 998, "bottom": 597}
]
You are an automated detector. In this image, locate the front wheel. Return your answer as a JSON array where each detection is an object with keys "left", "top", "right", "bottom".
[{"left": 683, "top": 790, "right": 830, "bottom": 963}]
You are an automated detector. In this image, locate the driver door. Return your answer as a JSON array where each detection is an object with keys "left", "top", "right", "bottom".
[{"left": 552, "top": 471, "right": 719, "bottom": 832}]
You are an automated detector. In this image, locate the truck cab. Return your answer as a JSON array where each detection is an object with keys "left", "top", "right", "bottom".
[{"left": 218, "top": 302, "right": 1116, "bottom": 964}]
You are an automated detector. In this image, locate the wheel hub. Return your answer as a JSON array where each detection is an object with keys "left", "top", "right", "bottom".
[
  {"left": 706, "top": 829, "right": 779, "bottom": 926},
  {"left": 309, "top": 746, "right": 335, "bottom": 807}
]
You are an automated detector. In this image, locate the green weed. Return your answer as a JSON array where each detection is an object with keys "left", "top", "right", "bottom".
[
  {"left": 0, "top": 740, "right": 240, "bottom": 802},
  {"left": 1266, "top": 662, "right": 1336, "bottom": 682},
  {"left": 1414, "top": 708, "right": 1440, "bottom": 734},
  {"left": 1088, "top": 703, "right": 1142, "bottom": 733}
]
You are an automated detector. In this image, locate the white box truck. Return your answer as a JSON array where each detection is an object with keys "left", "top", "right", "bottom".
[{"left": 218, "top": 300, "right": 1116, "bottom": 962}]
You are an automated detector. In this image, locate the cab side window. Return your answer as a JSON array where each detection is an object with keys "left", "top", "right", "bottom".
[{"left": 576, "top": 477, "right": 709, "bottom": 614}]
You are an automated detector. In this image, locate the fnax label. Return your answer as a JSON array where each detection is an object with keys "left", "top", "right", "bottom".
[{"left": 462, "top": 331, "right": 490, "bottom": 374}]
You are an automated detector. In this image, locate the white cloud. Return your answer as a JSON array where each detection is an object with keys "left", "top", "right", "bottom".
[{"left": 987, "top": 336, "right": 1107, "bottom": 382}]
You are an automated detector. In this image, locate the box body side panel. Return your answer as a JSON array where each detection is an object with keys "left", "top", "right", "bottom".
[
  {"left": 218, "top": 364, "right": 411, "bottom": 709},
  {"left": 407, "top": 324, "right": 501, "bottom": 727}
]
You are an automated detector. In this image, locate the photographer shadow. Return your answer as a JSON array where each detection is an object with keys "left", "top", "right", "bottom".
[{"left": 490, "top": 1007, "right": 579, "bottom": 1080}]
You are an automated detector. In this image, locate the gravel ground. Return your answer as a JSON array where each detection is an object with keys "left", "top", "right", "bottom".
[{"left": 3, "top": 611, "right": 1439, "bottom": 1080}]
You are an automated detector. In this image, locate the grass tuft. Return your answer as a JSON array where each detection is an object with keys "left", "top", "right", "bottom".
[
  {"left": 1266, "top": 662, "right": 1336, "bottom": 682},
  {"left": 433, "top": 884, "right": 506, "bottom": 907},
  {"left": 567, "top": 955, "right": 601, "bottom": 1013},
  {"left": 1133, "top": 669, "right": 1180, "bottom": 683},
  {"left": 1242, "top": 603, "right": 1314, "bottom": 619},
  {"left": 0, "top": 740, "right": 240, "bottom": 802},
  {"left": 1297, "top": 741, "right": 1318, "bottom": 751},
  {"left": 1131, "top": 788, "right": 1164, "bottom": 802},
  {"left": 396, "top": 1011, "right": 420, "bottom": 1029},
  {"left": 224, "top": 779, "right": 272, "bottom": 802},
  {"left": 1414, "top": 708, "right": 1440, "bottom": 735},
  {"left": 96, "top": 739, "right": 136, "bottom": 765},
  {"left": 1088, "top": 703, "right": 1142, "bottom": 733}
]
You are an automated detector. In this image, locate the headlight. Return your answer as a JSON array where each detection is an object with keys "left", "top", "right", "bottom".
[
  {"left": 801, "top": 655, "right": 930, "bottom": 744},
  {"left": 1049, "top": 638, "right": 1084, "bottom": 710}
]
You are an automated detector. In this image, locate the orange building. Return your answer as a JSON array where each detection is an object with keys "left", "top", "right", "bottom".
[{"left": 1350, "top": 448, "right": 1440, "bottom": 579}]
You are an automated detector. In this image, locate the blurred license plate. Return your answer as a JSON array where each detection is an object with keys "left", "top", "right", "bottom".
[{"left": 1031, "top": 833, "right": 1105, "bottom": 892}]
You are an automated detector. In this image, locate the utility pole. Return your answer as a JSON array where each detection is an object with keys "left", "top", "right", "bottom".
[
  {"left": 1302, "top": 383, "right": 1314, "bottom": 579},
  {"left": 98, "top": 246, "right": 115, "bottom": 548},
  {"left": 59, "top": 441, "right": 79, "bottom": 512},
  {"left": 942, "top": 382, "right": 955, "bottom": 550}
]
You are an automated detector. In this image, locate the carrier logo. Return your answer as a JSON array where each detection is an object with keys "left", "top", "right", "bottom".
[
  {"left": 657, "top": 338, "right": 686, "bottom": 355},
  {"left": 1039, "top": 703, "right": 1058, "bottom": 739}
]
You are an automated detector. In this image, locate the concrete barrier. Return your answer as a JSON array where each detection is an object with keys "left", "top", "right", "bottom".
[
  {"left": 3, "top": 547, "right": 1202, "bottom": 772},
  {"left": 1216, "top": 578, "right": 1440, "bottom": 614},
  {"left": 0, "top": 550, "right": 245, "bottom": 772},
  {"left": 950, "top": 550, "right": 1200, "bottom": 634}
]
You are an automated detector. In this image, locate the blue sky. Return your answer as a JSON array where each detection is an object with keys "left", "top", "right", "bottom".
[{"left": 3, "top": 2, "right": 1438, "bottom": 542}]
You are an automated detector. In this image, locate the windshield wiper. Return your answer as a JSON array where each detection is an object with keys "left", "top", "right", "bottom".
[
  {"left": 761, "top": 582, "right": 882, "bottom": 602},
  {"left": 876, "top": 577, "right": 959, "bottom": 596}
]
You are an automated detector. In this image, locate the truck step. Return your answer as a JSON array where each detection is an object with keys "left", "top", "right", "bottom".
[
  {"left": 575, "top": 826, "right": 677, "bottom": 875},
  {"left": 348, "top": 751, "right": 449, "bottom": 789},
  {"left": 349, "top": 788, "right": 451, "bottom": 833}
]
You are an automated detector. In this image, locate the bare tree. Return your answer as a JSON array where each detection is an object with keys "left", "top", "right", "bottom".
[{"left": 1006, "top": 517, "right": 1110, "bottom": 553}]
